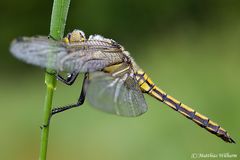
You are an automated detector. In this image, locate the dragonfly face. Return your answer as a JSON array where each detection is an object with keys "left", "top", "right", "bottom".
[
  {"left": 10, "top": 29, "right": 235, "bottom": 143},
  {"left": 63, "top": 29, "right": 86, "bottom": 43}
]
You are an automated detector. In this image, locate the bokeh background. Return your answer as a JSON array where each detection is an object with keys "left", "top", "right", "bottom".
[{"left": 0, "top": 0, "right": 239, "bottom": 160}]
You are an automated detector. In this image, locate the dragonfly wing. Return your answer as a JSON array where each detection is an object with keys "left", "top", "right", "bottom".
[
  {"left": 10, "top": 36, "right": 66, "bottom": 70},
  {"left": 10, "top": 36, "right": 124, "bottom": 72},
  {"left": 86, "top": 71, "right": 148, "bottom": 117}
]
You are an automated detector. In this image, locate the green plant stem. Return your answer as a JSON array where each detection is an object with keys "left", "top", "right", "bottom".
[{"left": 39, "top": 0, "right": 71, "bottom": 160}]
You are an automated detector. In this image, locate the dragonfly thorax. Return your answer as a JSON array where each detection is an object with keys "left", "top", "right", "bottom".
[{"left": 88, "top": 34, "right": 122, "bottom": 48}]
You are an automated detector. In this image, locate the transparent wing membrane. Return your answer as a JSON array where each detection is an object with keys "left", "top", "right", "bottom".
[
  {"left": 10, "top": 37, "right": 65, "bottom": 70},
  {"left": 86, "top": 71, "right": 148, "bottom": 117},
  {"left": 10, "top": 36, "right": 124, "bottom": 72}
]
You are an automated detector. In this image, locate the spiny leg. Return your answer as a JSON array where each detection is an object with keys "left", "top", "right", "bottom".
[
  {"left": 57, "top": 72, "right": 79, "bottom": 85},
  {"left": 51, "top": 73, "right": 89, "bottom": 116}
]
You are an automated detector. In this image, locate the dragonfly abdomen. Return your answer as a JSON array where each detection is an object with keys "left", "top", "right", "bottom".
[{"left": 135, "top": 70, "right": 235, "bottom": 143}]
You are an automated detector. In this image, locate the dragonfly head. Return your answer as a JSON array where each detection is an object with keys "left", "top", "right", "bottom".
[{"left": 63, "top": 29, "right": 86, "bottom": 43}]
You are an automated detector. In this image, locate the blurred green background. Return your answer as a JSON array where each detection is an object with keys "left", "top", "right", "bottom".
[{"left": 0, "top": 0, "right": 239, "bottom": 159}]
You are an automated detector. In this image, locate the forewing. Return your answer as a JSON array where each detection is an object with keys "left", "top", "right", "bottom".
[
  {"left": 86, "top": 71, "right": 148, "bottom": 117},
  {"left": 10, "top": 36, "right": 124, "bottom": 72},
  {"left": 10, "top": 36, "right": 66, "bottom": 71}
]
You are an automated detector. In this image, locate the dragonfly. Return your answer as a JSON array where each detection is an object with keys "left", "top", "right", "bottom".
[{"left": 10, "top": 29, "right": 235, "bottom": 143}]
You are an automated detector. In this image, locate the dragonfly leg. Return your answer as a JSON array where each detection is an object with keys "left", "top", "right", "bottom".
[
  {"left": 51, "top": 73, "right": 89, "bottom": 116},
  {"left": 57, "top": 72, "right": 79, "bottom": 85}
]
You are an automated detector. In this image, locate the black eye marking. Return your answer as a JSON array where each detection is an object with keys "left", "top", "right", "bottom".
[
  {"left": 79, "top": 32, "right": 82, "bottom": 39},
  {"left": 67, "top": 33, "right": 72, "bottom": 41}
]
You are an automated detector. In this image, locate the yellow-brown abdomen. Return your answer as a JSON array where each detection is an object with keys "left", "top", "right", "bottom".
[{"left": 135, "top": 69, "right": 235, "bottom": 143}]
